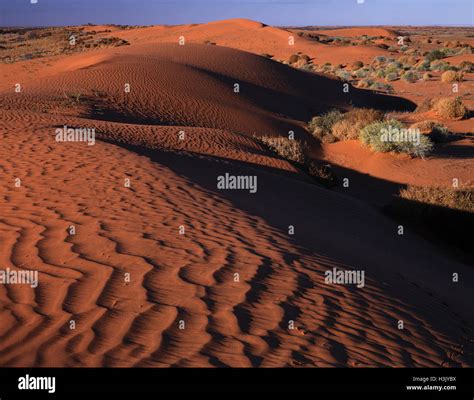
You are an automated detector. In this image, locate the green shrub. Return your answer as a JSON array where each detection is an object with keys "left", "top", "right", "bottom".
[
  {"left": 401, "top": 70, "right": 419, "bottom": 83},
  {"left": 385, "top": 72, "right": 398, "bottom": 81},
  {"left": 425, "top": 49, "right": 445, "bottom": 62},
  {"left": 360, "top": 120, "right": 433, "bottom": 157},
  {"left": 409, "top": 120, "right": 450, "bottom": 143}
]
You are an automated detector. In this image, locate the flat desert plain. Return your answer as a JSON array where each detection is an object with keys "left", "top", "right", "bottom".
[{"left": 0, "top": 19, "right": 473, "bottom": 367}]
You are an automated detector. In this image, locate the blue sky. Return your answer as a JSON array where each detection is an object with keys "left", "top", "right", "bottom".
[{"left": 0, "top": 0, "right": 473, "bottom": 27}]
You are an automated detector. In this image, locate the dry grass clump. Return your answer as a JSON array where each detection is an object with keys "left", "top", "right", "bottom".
[
  {"left": 440, "top": 70, "right": 464, "bottom": 83},
  {"left": 422, "top": 72, "right": 432, "bottom": 81},
  {"left": 308, "top": 110, "right": 343, "bottom": 143},
  {"left": 308, "top": 161, "right": 337, "bottom": 187},
  {"left": 259, "top": 136, "right": 307, "bottom": 164},
  {"left": 309, "top": 108, "right": 383, "bottom": 143},
  {"left": 331, "top": 109, "right": 384, "bottom": 141},
  {"left": 399, "top": 186, "right": 473, "bottom": 213},
  {"left": 432, "top": 97, "right": 468, "bottom": 120},
  {"left": 409, "top": 120, "right": 450, "bottom": 143}
]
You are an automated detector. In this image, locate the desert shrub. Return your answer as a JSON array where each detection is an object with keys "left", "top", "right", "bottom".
[
  {"left": 352, "top": 60, "right": 364, "bottom": 69},
  {"left": 425, "top": 49, "right": 445, "bottom": 62},
  {"left": 331, "top": 108, "right": 384, "bottom": 141},
  {"left": 400, "top": 45, "right": 409, "bottom": 52},
  {"left": 430, "top": 60, "right": 455, "bottom": 72},
  {"left": 401, "top": 70, "right": 419, "bottom": 83},
  {"left": 422, "top": 72, "right": 432, "bottom": 81},
  {"left": 356, "top": 79, "right": 373, "bottom": 88},
  {"left": 409, "top": 120, "right": 450, "bottom": 143},
  {"left": 360, "top": 119, "right": 433, "bottom": 157},
  {"left": 373, "top": 56, "right": 387, "bottom": 64},
  {"left": 416, "top": 60, "right": 431, "bottom": 71},
  {"left": 354, "top": 68, "right": 369, "bottom": 78},
  {"left": 259, "top": 136, "right": 307, "bottom": 164},
  {"left": 441, "top": 70, "right": 464, "bottom": 83},
  {"left": 432, "top": 97, "right": 468, "bottom": 120},
  {"left": 398, "top": 55, "right": 417, "bottom": 66},
  {"left": 308, "top": 110, "right": 343, "bottom": 143},
  {"left": 336, "top": 69, "right": 352, "bottom": 81},
  {"left": 385, "top": 72, "right": 398, "bottom": 81},
  {"left": 459, "top": 60, "right": 474, "bottom": 72},
  {"left": 308, "top": 161, "right": 337, "bottom": 187},
  {"left": 399, "top": 186, "right": 474, "bottom": 213},
  {"left": 370, "top": 81, "right": 394, "bottom": 93},
  {"left": 375, "top": 69, "right": 386, "bottom": 78}
]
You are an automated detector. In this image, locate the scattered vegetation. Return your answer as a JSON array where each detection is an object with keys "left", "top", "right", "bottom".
[{"left": 360, "top": 119, "right": 433, "bottom": 157}]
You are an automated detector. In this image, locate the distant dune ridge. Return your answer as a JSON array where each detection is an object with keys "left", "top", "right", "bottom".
[{"left": 0, "top": 18, "right": 473, "bottom": 367}]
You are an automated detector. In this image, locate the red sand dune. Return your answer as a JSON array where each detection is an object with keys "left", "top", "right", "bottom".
[{"left": 0, "top": 20, "right": 473, "bottom": 368}]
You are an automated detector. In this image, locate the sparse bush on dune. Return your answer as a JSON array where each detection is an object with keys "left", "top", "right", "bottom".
[
  {"left": 398, "top": 55, "right": 417, "bottom": 66},
  {"left": 458, "top": 60, "right": 473, "bottom": 72},
  {"left": 399, "top": 186, "right": 474, "bottom": 213},
  {"left": 258, "top": 136, "right": 336, "bottom": 186},
  {"left": 309, "top": 108, "right": 383, "bottom": 143},
  {"left": 409, "top": 120, "right": 450, "bottom": 143},
  {"left": 432, "top": 97, "right": 468, "bottom": 120},
  {"left": 352, "top": 60, "right": 364, "bottom": 69},
  {"left": 355, "top": 79, "right": 371, "bottom": 88},
  {"left": 422, "top": 72, "right": 432, "bottom": 81},
  {"left": 441, "top": 70, "right": 464, "bottom": 83},
  {"left": 373, "top": 55, "right": 387, "bottom": 64},
  {"left": 354, "top": 68, "right": 369, "bottom": 78},
  {"left": 308, "top": 161, "right": 337, "bottom": 187},
  {"left": 331, "top": 108, "right": 384, "bottom": 141},
  {"left": 429, "top": 60, "right": 455, "bottom": 72},
  {"left": 415, "top": 60, "right": 431, "bottom": 71},
  {"left": 308, "top": 110, "right": 343, "bottom": 143},
  {"left": 259, "top": 136, "right": 307, "bottom": 164},
  {"left": 385, "top": 72, "right": 399, "bottom": 82},
  {"left": 360, "top": 119, "right": 433, "bottom": 157},
  {"left": 424, "top": 49, "right": 445, "bottom": 62},
  {"left": 401, "top": 70, "right": 419, "bottom": 83},
  {"left": 375, "top": 69, "right": 386, "bottom": 78},
  {"left": 335, "top": 69, "right": 352, "bottom": 82},
  {"left": 369, "top": 81, "right": 394, "bottom": 93}
]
